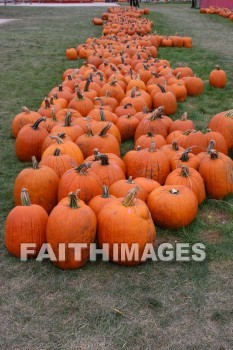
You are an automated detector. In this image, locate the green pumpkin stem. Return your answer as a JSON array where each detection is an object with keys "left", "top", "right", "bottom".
[
  {"left": 68, "top": 192, "right": 80, "bottom": 209},
  {"left": 20, "top": 188, "right": 31, "bottom": 206},
  {"left": 122, "top": 188, "right": 139, "bottom": 207}
]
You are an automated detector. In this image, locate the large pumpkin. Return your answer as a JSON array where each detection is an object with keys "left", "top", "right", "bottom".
[
  {"left": 46, "top": 192, "right": 96, "bottom": 269},
  {"left": 147, "top": 185, "right": 198, "bottom": 229},
  {"left": 97, "top": 188, "right": 156, "bottom": 265},
  {"left": 5, "top": 189, "right": 48, "bottom": 258}
]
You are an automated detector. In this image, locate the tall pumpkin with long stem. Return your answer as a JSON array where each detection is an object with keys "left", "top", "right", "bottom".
[
  {"left": 46, "top": 192, "right": 96, "bottom": 270},
  {"left": 5, "top": 188, "right": 48, "bottom": 258},
  {"left": 97, "top": 188, "right": 156, "bottom": 266}
]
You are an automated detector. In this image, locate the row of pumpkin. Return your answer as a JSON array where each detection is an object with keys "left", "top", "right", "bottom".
[
  {"left": 5, "top": 6, "right": 233, "bottom": 268},
  {"left": 200, "top": 6, "right": 233, "bottom": 21}
]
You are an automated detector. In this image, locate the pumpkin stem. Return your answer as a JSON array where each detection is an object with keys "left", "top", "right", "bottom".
[
  {"left": 180, "top": 148, "right": 192, "bottom": 162},
  {"left": 50, "top": 135, "right": 64, "bottom": 144},
  {"left": 180, "top": 165, "right": 190, "bottom": 177},
  {"left": 122, "top": 188, "right": 139, "bottom": 207},
  {"left": 44, "top": 98, "right": 50, "bottom": 109},
  {"left": 22, "top": 106, "right": 30, "bottom": 114},
  {"left": 51, "top": 108, "right": 58, "bottom": 122},
  {"left": 76, "top": 90, "right": 84, "bottom": 100},
  {"left": 130, "top": 87, "right": 137, "bottom": 98},
  {"left": 109, "top": 78, "right": 118, "bottom": 86},
  {"left": 58, "top": 84, "right": 63, "bottom": 92},
  {"left": 94, "top": 97, "right": 104, "bottom": 107},
  {"left": 68, "top": 192, "right": 80, "bottom": 209},
  {"left": 180, "top": 112, "right": 188, "bottom": 121},
  {"left": 32, "top": 117, "right": 46, "bottom": 130},
  {"left": 99, "top": 109, "right": 106, "bottom": 122},
  {"left": 85, "top": 124, "right": 94, "bottom": 137},
  {"left": 149, "top": 107, "right": 164, "bottom": 120},
  {"left": 135, "top": 145, "right": 142, "bottom": 151},
  {"left": 171, "top": 140, "right": 179, "bottom": 151},
  {"left": 64, "top": 112, "right": 72, "bottom": 127},
  {"left": 53, "top": 148, "right": 61, "bottom": 156},
  {"left": 98, "top": 123, "right": 111, "bottom": 137},
  {"left": 75, "top": 162, "right": 92, "bottom": 174},
  {"left": 93, "top": 148, "right": 99, "bottom": 160},
  {"left": 32, "top": 156, "right": 39, "bottom": 169},
  {"left": 210, "top": 149, "right": 219, "bottom": 160},
  {"left": 57, "top": 132, "right": 66, "bottom": 139},
  {"left": 157, "top": 84, "right": 166, "bottom": 93},
  {"left": 207, "top": 140, "right": 216, "bottom": 153},
  {"left": 96, "top": 71, "right": 104, "bottom": 81},
  {"left": 147, "top": 131, "right": 155, "bottom": 137},
  {"left": 224, "top": 110, "right": 233, "bottom": 118},
  {"left": 123, "top": 103, "right": 133, "bottom": 109},
  {"left": 20, "top": 188, "right": 31, "bottom": 206},
  {"left": 149, "top": 141, "right": 156, "bottom": 152},
  {"left": 96, "top": 153, "right": 109, "bottom": 166},
  {"left": 84, "top": 79, "right": 91, "bottom": 92},
  {"left": 127, "top": 176, "right": 134, "bottom": 184},
  {"left": 215, "top": 65, "right": 220, "bottom": 70},
  {"left": 169, "top": 188, "right": 179, "bottom": 195},
  {"left": 142, "top": 106, "right": 150, "bottom": 114},
  {"left": 101, "top": 185, "right": 111, "bottom": 198}
]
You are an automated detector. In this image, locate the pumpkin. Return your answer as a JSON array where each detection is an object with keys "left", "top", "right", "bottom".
[
  {"left": 46, "top": 192, "right": 96, "bottom": 269},
  {"left": 68, "top": 91, "right": 94, "bottom": 117},
  {"left": 41, "top": 132, "right": 72, "bottom": 155},
  {"left": 97, "top": 188, "right": 156, "bottom": 266},
  {"left": 66, "top": 47, "right": 78, "bottom": 60},
  {"left": 209, "top": 65, "right": 227, "bottom": 88},
  {"left": 90, "top": 153, "right": 125, "bottom": 187},
  {"left": 124, "top": 142, "right": 170, "bottom": 184},
  {"left": 58, "top": 162, "right": 102, "bottom": 203},
  {"left": 169, "top": 112, "right": 195, "bottom": 133},
  {"left": 11, "top": 106, "right": 41, "bottom": 138},
  {"left": 115, "top": 114, "right": 139, "bottom": 142},
  {"left": 39, "top": 148, "right": 77, "bottom": 178},
  {"left": 183, "top": 76, "right": 204, "bottom": 96},
  {"left": 152, "top": 84, "right": 177, "bottom": 115},
  {"left": 182, "top": 130, "right": 208, "bottom": 155},
  {"left": 135, "top": 132, "right": 166, "bottom": 149},
  {"left": 88, "top": 185, "right": 117, "bottom": 216},
  {"left": 208, "top": 109, "right": 233, "bottom": 149},
  {"left": 147, "top": 185, "right": 198, "bottom": 229},
  {"left": 170, "top": 148, "right": 200, "bottom": 171},
  {"left": 165, "top": 165, "right": 206, "bottom": 204},
  {"left": 199, "top": 150, "right": 233, "bottom": 199},
  {"left": 14, "top": 157, "right": 59, "bottom": 214},
  {"left": 42, "top": 135, "right": 84, "bottom": 165},
  {"left": 160, "top": 140, "right": 185, "bottom": 160},
  {"left": 85, "top": 149, "right": 126, "bottom": 174},
  {"left": 109, "top": 176, "right": 147, "bottom": 202},
  {"left": 50, "top": 111, "right": 84, "bottom": 141},
  {"left": 15, "top": 117, "right": 48, "bottom": 162},
  {"left": 5, "top": 188, "right": 48, "bottom": 258},
  {"left": 204, "top": 130, "right": 228, "bottom": 155},
  {"left": 135, "top": 107, "right": 168, "bottom": 140}
]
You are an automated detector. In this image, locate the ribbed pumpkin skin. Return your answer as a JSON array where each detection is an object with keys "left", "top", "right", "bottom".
[
  {"left": 39, "top": 153, "right": 77, "bottom": 178},
  {"left": 208, "top": 110, "right": 233, "bottom": 149},
  {"left": 88, "top": 194, "right": 117, "bottom": 217},
  {"left": 135, "top": 133, "right": 166, "bottom": 149},
  {"left": 14, "top": 165, "right": 59, "bottom": 214},
  {"left": 42, "top": 141, "right": 84, "bottom": 165},
  {"left": 209, "top": 67, "right": 226, "bottom": 88},
  {"left": 97, "top": 197, "right": 156, "bottom": 265},
  {"left": 170, "top": 150, "right": 200, "bottom": 171},
  {"left": 199, "top": 152, "right": 233, "bottom": 199},
  {"left": 134, "top": 112, "right": 168, "bottom": 140},
  {"left": 90, "top": 158, "right": 126, "bottom": 187},
  {"left": 15, "top": 123, "right": 49, "bottom": 162},
  {"left": 12, "top": 109, "right": 41, "bottom": 138},
  {"left": 46, "top": 197, "right": 96, "bottom": 269},
  {"left": 58, "top": 167, "right": 102, "bottom": 203},
  {"left": 109, "top": 178, "right": 147, "bottom": 202},
  {"left": 124, "top": 147, "right": 170, "bottom": 184},
  {"left": 204, "top": 131, "right": 228, "bottom": 155},
  {"left": 182, "top": 131, "right": 208, "bottom": 155},
  {"left": 165, "top": 167, "right": 206, "bottom": 204},
  {"left": 147, "top": 185, "right": 198, "bottom": 229},
  {"left": 5, "top": 204, "right": 48, "bottom": 258}
]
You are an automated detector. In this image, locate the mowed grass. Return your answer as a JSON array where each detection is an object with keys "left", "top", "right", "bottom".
[{"left": 0, "top": 4, "right": 233, "bottom": 349}]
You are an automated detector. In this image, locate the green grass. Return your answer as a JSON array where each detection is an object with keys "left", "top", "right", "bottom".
[{"left": 0, "top": 4, "right": 233, "bottom": 349}]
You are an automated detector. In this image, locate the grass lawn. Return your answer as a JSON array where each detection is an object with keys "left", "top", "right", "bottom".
[{"left": 0, "top": 3, "right": 233, "bottom": 349}]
